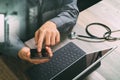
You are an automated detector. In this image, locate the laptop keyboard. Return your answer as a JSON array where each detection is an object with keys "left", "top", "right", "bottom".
[{"left": 26, "top": 42, "right": 86, "bottom": 80}]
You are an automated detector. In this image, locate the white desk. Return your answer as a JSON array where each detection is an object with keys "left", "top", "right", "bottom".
[{"left": 75, "top": 0, "right": 120, "bottom": 80}]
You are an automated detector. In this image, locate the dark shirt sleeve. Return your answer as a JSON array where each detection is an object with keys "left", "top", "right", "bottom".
[
  {"left": 0, "top": 35, "right": 25, "bottom": 59},
  {"left": 50, "top": 0, "right": 79, "bottom": 34}
]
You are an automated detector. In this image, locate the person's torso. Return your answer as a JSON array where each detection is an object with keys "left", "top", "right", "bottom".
[{"left": 27, "top": 0, "right": 73, "bottom": 40}]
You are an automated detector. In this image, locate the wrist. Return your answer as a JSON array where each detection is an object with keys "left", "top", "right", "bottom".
[{"left": 46, "top": 21, "right": 57, "bottom": 28}]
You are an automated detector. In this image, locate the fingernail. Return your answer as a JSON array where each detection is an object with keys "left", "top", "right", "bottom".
[{"left": 50, "top": 53, "right": 53, "bottom": 57}]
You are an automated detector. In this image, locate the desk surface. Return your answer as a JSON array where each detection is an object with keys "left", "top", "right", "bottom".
[
  {"left": 75, "top": 0, "right": 120, "bottom": 80},
  {"left": 1, "top": 0, "right": 120, "bottom": 80},
  {"left": 24, "top": 0, "right": 120, "bottom": 80}
]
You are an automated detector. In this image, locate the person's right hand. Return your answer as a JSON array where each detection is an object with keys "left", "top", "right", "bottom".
[{"left": 18, "top": 46, "right": 53, "bottom": 64}]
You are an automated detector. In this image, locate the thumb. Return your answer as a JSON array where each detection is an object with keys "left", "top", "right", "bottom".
[{"left": 45, "top": 46, "right": 53, "bottom": 57}]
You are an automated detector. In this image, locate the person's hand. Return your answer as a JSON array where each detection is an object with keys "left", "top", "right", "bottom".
[
  {"left": 18, "top": 46, "right": 53, "bottom": 64},
  {"left": 35, "top": 21, "right": 60, "bottom": 52}
]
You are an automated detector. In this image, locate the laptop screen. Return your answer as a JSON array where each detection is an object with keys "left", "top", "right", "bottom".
[{"left": 72, "top": 47, "right": 115, "bottom": 80}]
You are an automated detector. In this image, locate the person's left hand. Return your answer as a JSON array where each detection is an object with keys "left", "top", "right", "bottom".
[
  {"left": 35, "top": 21, "right": 60, "bottom": 52},
  {"left": 18, "top": 46, "right": 53, "bottom": 64}
]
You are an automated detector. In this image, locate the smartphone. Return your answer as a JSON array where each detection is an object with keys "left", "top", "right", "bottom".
[{"left": 30, "top": 49, "right": 50, "bottom": 59}]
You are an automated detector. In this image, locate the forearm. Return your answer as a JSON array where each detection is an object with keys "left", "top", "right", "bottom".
[{"left": 50, "top": 0, "right": 79, "bottom": 33}]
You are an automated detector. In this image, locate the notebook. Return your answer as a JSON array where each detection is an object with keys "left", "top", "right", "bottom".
[{"left": 26, "top": 42, "right": 116, "bottom": 80}]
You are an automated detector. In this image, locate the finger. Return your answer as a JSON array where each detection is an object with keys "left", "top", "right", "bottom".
[
  {"left": 45, "top": 31, "right": 51, "bottom": 46},
  {"left": 19, "top": 53, "right": 29, "bottom": 61},
  {"left": 29, "top": 58, "right": 50, "bottom": 64},
  {"left": 22, "top": 52, "right": 31, "bottom": 60},
  {"left": 18, "top": 47, "right": 32, "bottom": 63},
  {"left": 37, "top": 30, "right": 45, "bottom": 52},
  {"left": 18, "top": 53, "right": 23, "bottom": 60},
  {"left": 55, "top": 31, "right": 60, "bottom": 44},
  {"left": 35, "top": 30, "right": 39, "bottom": 45},
  {"left": 45, "top": 46, "right": 53, "bottom": 57},
  {"left": 26, "top": 51, "right": 31, "bottom": 58},
  {"left": 50, "top": 32, "right": 56, "bottom": 46}
]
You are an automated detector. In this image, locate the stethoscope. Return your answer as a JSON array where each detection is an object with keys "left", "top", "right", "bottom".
[{"left": 69, "top": 23, "right": 120, "bottom": 42}]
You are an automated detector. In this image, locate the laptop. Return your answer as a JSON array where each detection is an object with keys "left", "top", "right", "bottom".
[{"left": 26, "top": 42, "right": 117, "bottom": 80}]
